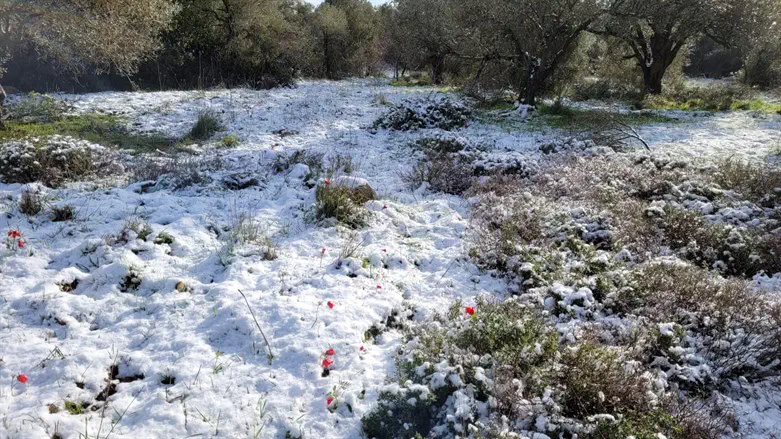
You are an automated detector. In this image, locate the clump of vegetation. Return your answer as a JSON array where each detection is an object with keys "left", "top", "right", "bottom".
[
  {"left": 618, "top": 264, "right": 781, "bottom": 388},
  {"left": 188, "top": 110, "right": 224, "bottom": 141},
  {"left": 412, "top": 135, "right": 471, "bottom": 155},
  {"left": 219, "top": 207, "right": 278, "bottom": 265},
  {"left": 0, "top": 138, "right": 103, "bottom": 187},
  {"left": 390, "top": 74, "right": 433, "bottom": 87},
  {"left": 19, "top": 189, "right": 44, "bottom": 216},
  {"left": 658, "top": 206, "right": 781, "bottom": 277},
  {"left": 314, "top": 182, "right": 375, "bottom": 228},
  {"left": 713, "top": 158, "right": 781, "bottom": 205},
  {"left": 0, "top": 112, "right": 177, "bottom": 154},
  {"left": 50, "top": 204, "right": 75, "bottom": 222},
  {"left": 118, "top": 218, "right": 153, "bottom": 243},
  {"left": 221, "top": 133, "right": 240, "bottom": 147},
  {"left": 362, "top": 298, "right": 719, "bottom": 439},
  {"left": 120, "top": 267, "right": 144, "bottom": 292},
  {"left": 131, "top": 154, "right": 218, "bottom": 189},
  {"left": 325, "top": 153, "right": 357, "bottom": 176},
  {"left": 640, "top": 84, "right": 781, "bottom": 113},
  {"left": 532, "top": 104, "right": 674, "bottom": 131},
  {"left": 153, "top": 231, "right": 175, "bottom": 245},
  {"left": 401, "top": 155, "right": 474, "bottom": 195},
  {"left": 272, "top": 150, "right": 325, "bottom": 186},
  {"left": 6, "top": 93, "right": 71, "bottom": 123},
  {"left": 373, "top": 99, "right": 471, "bottom": 131},
  {"left": 63, "top": 400, "right": 89, "bottom": 415}
]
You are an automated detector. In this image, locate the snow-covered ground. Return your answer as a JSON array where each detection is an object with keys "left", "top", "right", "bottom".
[{"left": 1, "top": 79, "right": 779, "bottom": 438}]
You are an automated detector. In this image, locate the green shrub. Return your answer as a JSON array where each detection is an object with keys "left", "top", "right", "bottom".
[
  {"left": 221, "top": 133, "right": 240, "bottom": 147},
  {"left": 189, "top": 110, "right": 223, "bottom": 140},
  {"left": 314, "top": 183, "right": 375, "bottom": 228}
]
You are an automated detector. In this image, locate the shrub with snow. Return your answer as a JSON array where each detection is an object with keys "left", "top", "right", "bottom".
[
  {"left": 362, "top": 298, "right": 723, "bottom": 438},
  {"left": 0, "top": 136, "right": 107, "bottom": 187},
  {"left": 373, "top": 98, "right": 471, "bottom": 131}
]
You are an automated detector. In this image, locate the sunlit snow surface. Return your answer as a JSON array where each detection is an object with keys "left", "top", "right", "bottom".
[{"left": 1, "top": 79, "right": 779, "bottom": 438}]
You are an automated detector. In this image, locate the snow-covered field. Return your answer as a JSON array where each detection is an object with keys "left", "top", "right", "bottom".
[{"left": 1, "top": 79, "right": 780, "bottom": 438}]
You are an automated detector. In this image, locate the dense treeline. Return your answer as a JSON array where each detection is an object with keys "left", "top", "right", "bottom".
[{"left": 1, "top": 0, "right": 779, "bottom": 100}]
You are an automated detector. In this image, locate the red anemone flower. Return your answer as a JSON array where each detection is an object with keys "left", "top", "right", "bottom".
[
  {"left": 325, "top": 348, "right": 335, "bottom": 356},
  {"left": 465, "top": 306, "right": 475, "bottom": 315},
  {"left": 17, "top": 374, "right": 28, "bottom": 384},
  {"left": 322, "top": 358, "right": 334, "bottom": 368},
  {"left": 327, "top": 301, "right": 334, "bottom": 309}
]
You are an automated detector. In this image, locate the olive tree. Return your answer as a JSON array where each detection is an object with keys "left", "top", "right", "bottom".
[
  {"left": 457, "top": 0, "right": 609, "bottom": 105},
  {"left": 0, "top": 0, "right": 176, "bottom": 75},
  {"left": 392, "top": 0, "right": 458, "bottom": 84},
  {"left": 0, "top": 0, "right": 176, "bottom": 124},
  {"left": 595, "top": 0, "right": 769, "bottom": 94},
  {"left": 313, "top": 0, "right": 377, "bottom": 80}
]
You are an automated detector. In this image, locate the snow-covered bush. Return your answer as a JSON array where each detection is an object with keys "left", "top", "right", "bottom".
[
  {"left": 0, "top": 136, "right": 106, "bottom": 187},
  {"left": 7, "top": 93, "right": 71, "bottom": 123},
  {"left": 617, "top": 263, "right": 781, "bottom": 388},
  {"left": 131, "top": 154, "right": 218, "bottom": 190},
  {"left": 658, "top": 206, "right": 781, "bottom": 277},
  {"left": 413, "top": 135, "right": 473, "bottom": 155},
  {"left": 373, "top": 98, "right": 471, "bottom": 131},
  {"left": 362, "top": 298, "right": 721, "bottom": 439},
  {"left": 713, "top": 157, "right": 781, "bottom": 206},
  {"left": 272, "top": 150, "right": 325, "bottom": 186},
  {"left": 402, "top": 155, "right": 474, "bottom": 195}
]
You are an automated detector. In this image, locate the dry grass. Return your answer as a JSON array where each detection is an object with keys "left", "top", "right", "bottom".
[{"left": 19, "top": 189, "right": 44, "bottom": 216}]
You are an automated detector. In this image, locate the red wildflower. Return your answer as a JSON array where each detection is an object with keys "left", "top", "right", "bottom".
[
  {"left": 324, "top": 179, "right": 332, "bottom": 186},
  {"left": 465, "top": 306, "right": 475, "bottom": 315},
  {"left": 376, "top": 285, "right": 382, "bottom": 289},
  {"left": 326, "top": 396, "right": 334, "bottom": 406},
  {"left": 322, "top": 358, "right": 334, "bottom": 368},
  {"left": 18, "top": 240, "right": 24, "bottom": 249},
  {"left": 325, "top": 348, "right": 335, "bottom": 356},
  {"left": 359, "top": 346, "right": 365, "bottom": 351},
  {"left": 321, "top": 247, "right": 326, "bottom": 254},
  {"left": 327, "top": 301, "right": 334, "bottom": 309},
  {"left": 8, "top": 230, "right": 20, "bottom": 239},
  {"left": 381, "top": 248, "right": 387, "bottom": 253},
  {"left": 16, "top": 374, "right": 28, "bottom": 384},
  {"left": 383, "top": 204, "right": 388, "bottom": 209}
]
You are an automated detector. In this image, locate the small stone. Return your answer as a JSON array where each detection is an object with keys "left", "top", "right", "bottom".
[{"left": 175, "top": 281, "right": 187, "bottom": 292}]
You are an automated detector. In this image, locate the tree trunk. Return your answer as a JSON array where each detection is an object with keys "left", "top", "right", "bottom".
[
  {"left": 0, "top": 83, "right": 6, "bottom": 130},
  {"left": 642, "top": 62, "right": 666, "bottom": 95},
  {"left": 431, "top": 55, "right": 445, "bottom": 85},
  {"left": 520, "top": 63, "right": 541, "bottom": 106}
]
